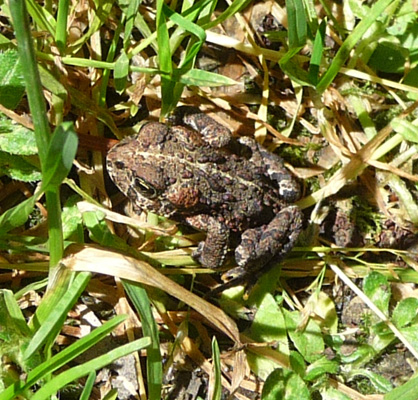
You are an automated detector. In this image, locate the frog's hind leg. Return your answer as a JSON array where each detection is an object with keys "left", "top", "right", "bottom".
[
  {"left": 231, "top": 205, "right": 303, "bottom": 278},
  {"left": 238, "top": 136, "right": 301, "bottom": 203},
  {"left": 170, "top": 106, "right": 231, "bottom": 148},
  {"left": 186, "top": 215, "right": 230, "bottom": 270}
]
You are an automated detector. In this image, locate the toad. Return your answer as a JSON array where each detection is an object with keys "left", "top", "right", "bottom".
[{"left": 107, "top": 107, "right": 303, "bottom": 284}]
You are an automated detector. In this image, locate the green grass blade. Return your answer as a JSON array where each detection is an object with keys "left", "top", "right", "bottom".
[
  {"left": 309, "top": 18, "right": 326, "bottom": 85},
  {"left": 102, "top": 389, "right": 118, "bottom": 400},
  {"left": 168, "top": 0, "right": 211, "bottom": 52},
  {"left": 156, "top": 0, "right": 172, "bottom": 76},
  {"left": 30, "top": 337, "right": 151, "bottom": 400},
  {"left": 2, "top": 289, "right": 32, "bottom": 337},
  {"left": 195, "top": 0, "right": 218, "bottom": 25},
  {"left": 28, "top": 315, "right": 126, "bottom": 384},
  {"left": 286, "top": 0, "right": 307, "bottom": 48},
  {"left": 80, "top": 371, "right": 96, "bottom": 400},
  {"left": 9, "top": 0, "right": 67, "bottom": 273},
  {"left": 55, "top": 0, "right": 70, "bottom": 53},
  {"left": 98, "top": 21, "right": 123, "bottom": 107},
  {"left": 0, "top": 315, "right": 127, "bottom": 400},
  {"left": 40, "top": 121, "right": 77, "bottom": 270},
  {"left": 23, "top": 272, "right": 91, "bottom": 360},
  {"left": 160, "top": 2, "right": 208, "bottom": 112},
  {"left": 164, "top": 3, "right": 206, "bottom": 47},
  {"left": 211, "top": 337, "right": 222, "bottom": 400},
  {"left": 46, "top": 189, "right": 65, "bottom": 269},
  {"left": 279, "top": 47, "right": 311, "bottom": 86},
  {"left": 202, "top": 0, "right": 252, "bottom": 29},
  {"left": 316, "top": 0, "right": 394, "bottom": 93},
  {"left": 25, "top": 0, "right": 56, "bottom": 37},
  {"left": 391, "top": 119, "right": 418, "bottom": 143},
  {"left": 174, "top": 68, "right": 238, "bottom": 86},
  {"left": 9, "top": 0, "right": 51, "bottom": 163},
  {"left": 129, "top": 0, "right": 214, "bottom": 58},
  {"left": 156, "top": 0, "right": 175, "bottom": 117},
  {"left": 384, "top": 375, "right": 418, "bottom": 400},
  {"left": 13, "top": 278, "right": 48, "bottom": 300},
  {"left": 123, "top": 0, "right": 141, "bottom": 50},
  {"left": 303, "top": 0, "right": 318, "bottom": 34},
  {"left": 123, "top": 282, "right": 162, "bottom": 400},
  {"left": 70, "top": 0, "right": 115, "bottom": 51}
]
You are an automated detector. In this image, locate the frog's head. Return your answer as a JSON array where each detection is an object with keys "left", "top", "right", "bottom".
[{"left": 106, "top": 125, "right": 169, "bottom": 215}]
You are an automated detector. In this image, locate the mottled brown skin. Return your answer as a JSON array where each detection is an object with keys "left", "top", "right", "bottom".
[{"left": 107, "top": 107, "right": 303, "bottom": 282}]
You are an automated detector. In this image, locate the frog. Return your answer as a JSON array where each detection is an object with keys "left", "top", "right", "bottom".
[{"left": 106, "top": 107, "right": 303, "bottom": 285}]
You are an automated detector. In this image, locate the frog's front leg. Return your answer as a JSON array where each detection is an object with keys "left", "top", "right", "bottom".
[
  {"left": 234, "top": 206, "right": 303, "bottom": 274},
  {"left": 186, "top": 215, "right": 230, "bottom": 269},
  {"left": 170, "top": 106, "right": 232, "bottom": 148}
]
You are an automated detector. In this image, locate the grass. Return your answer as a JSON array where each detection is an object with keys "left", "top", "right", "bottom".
[{"left": 1, "top": 0, "right": 418, "bottom": 399}]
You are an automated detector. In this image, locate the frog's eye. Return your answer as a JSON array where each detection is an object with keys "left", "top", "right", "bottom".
[
  {"left": 133, "top": 178, "right": 158, "bottom": 199},
  {"left": 114, "top": 161, "right": 125, "bottom": 169}
]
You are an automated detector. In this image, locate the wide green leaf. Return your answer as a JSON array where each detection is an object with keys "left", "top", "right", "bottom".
[
  {"left": 0, "top": 195, "right": 37, "bottom": 237},
  {"left": 284, "top": 309, "right": 324, "bottom": 363},
  {"left": 114, "top": 49, "right": 129, "bottom": 93},
  {"left": 41, "top": 121, "right": 78, "bottom": 192}
]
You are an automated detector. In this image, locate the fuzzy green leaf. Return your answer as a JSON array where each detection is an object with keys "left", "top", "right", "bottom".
[
  {"left": 0, "top": 152, "right": 40, "bottom": 181},
  {"left": 0, "top": 50, "right": 25, "bottom": 109},
  {"left": 363, "top": 272, "right": 391, "bottom": 316},
  {"left": 0, "top": 121, "right": 37, "bottom": 155},
  {"left": 392, "top": 298, "right": 418, "bottom": 328},
  {"left": 261, "top": 369, "right": 287, "bottom": 400}
]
